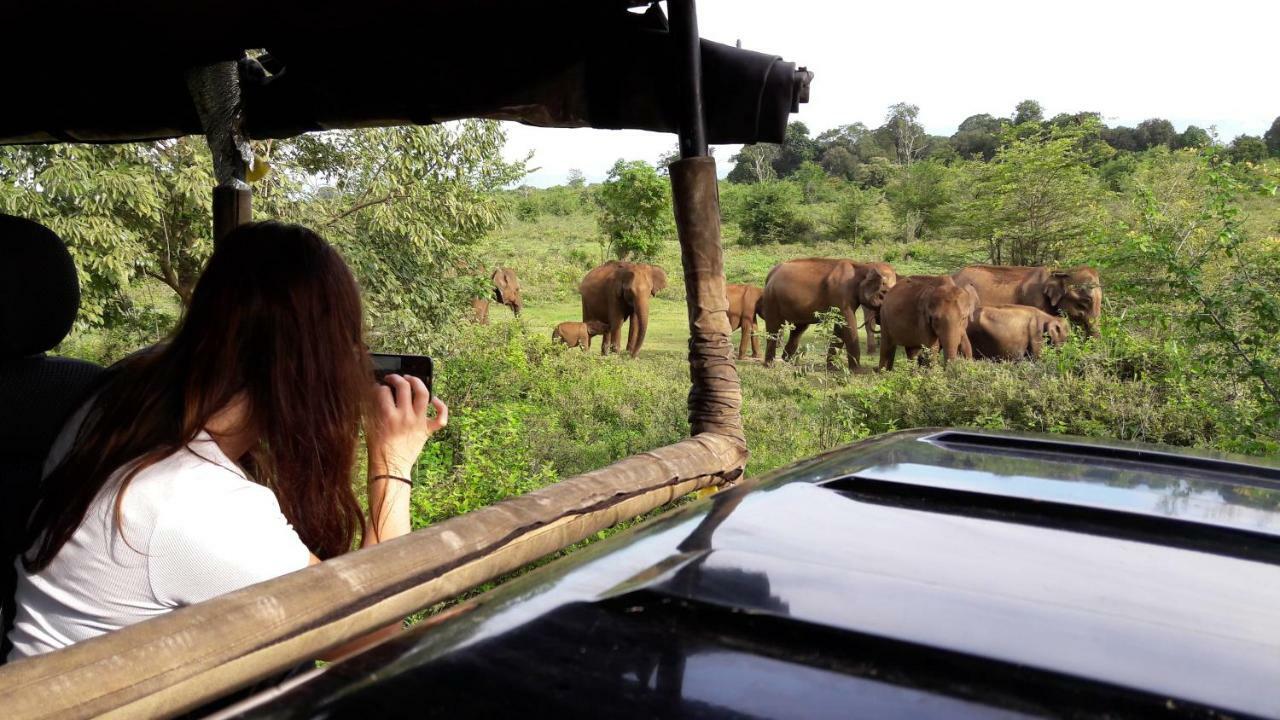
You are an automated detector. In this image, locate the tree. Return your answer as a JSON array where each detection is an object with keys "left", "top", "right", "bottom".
[
  {"left": 1174, "top": 126, "right": 1212, "bottom": 150},
  {"left": 951, "top": 114, "right": 1004, "bottom": 161},
  {"left": 854, "top": 157, "right": 895, "bottom": 188},
  {"left": 833, "top": 186, "right": 890, "bottom": 243},
  {"left": 736, "top": 181, "right": 811, "bottom": 245},
  {"left": 882, "top": 103, "right": 929, "bottom": 166},
  {"left": 0, "top": 138, "right": 215, "bottom": 327},
  {"left": 885, "top": 160, "right": 954, "bottom": 239},
  {"left": 792, "top": 161, "right": 832, "bottom": 203},
  {"left": 1014, "top": 99, "right": 1044, "bottom": 126},
  {"left": 1265, "top": 116, "right": 1280, "bottom": 157},
  {"left": 566, "top": 168, "right": 586, "bottom": 188},
  {"left": 1134, "top": 118, "right": 1177, "bottom": 150},
  {"left": 295, "top": 122, "right": 526, "bottom": 350},
  {"left": 1102, "top": 126, "right": 1140, "bottom": 152},
  {"left": 594, "top": 159, "right": 673, "bottom": 261},
  {"left": 727, "top": 144, "right": 780, "bottom": 184},
  {"left": 1229, "top": 135, "right": 1268, "bottom": 164},
  {"left": 958, "top": 122, "right": 1105, "bottom": 265},
  {"left": 771, "top": 121, "right": 819, "bottom": 178},
  {"left": 818, "top": 145, "right": 859, "bottom": 180}
]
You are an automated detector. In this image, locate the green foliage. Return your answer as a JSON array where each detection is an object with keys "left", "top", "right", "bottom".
[
  {"left": 885, "top": 160, "right": 955, "bottom": 239},
  {"left": 832, "top": 186, "right": 892, "bottom": 243},
  {"left": 951, "top": 114, "right": 1004, "bottom": 160},
  {"left": 1101, "top": 147, "right": 1280, "bottom": 421},
  {"left": 1265, "top": 117, "right": 1280, "bottom": 158},
  {"left": 1014, "top": 99, "right": 1044, "bottom": 126},
  {"left": 736, "top": 181, "right": 813, "bottom": 245},
  {"left": 958, "top": 121, "right": 1105, "bottom": 264},
  {"left": 770, "top": 121, "right": 819, "bottom": 178},
  {"left": 0, "top": 138, "right": 215, "bottom": 326},
  {"left": 1230, "top": 135, "right": 1268, "bottom": 165},
  {"left": 791, "top": 161, "right": 836, "bottom": 203},
  {"left": 727, "top": 144, "right": 780, "bottom": 184},
  {"left": 854, "top": 157, "right": 895, "bottom": 188},
  {"left": 594, "top": 159, "right": 673, "bottom": 261},
  {"left": 299, "top": 122, "right": 526, "bottom": 353},
  {"left": 1175, "top": 125, "right": 1212, "bottom": 150},
  {"left": 1135, "top": 118, "right": 1177, "bottom": 150}
]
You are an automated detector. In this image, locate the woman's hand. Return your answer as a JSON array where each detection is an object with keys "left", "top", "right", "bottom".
[{"left": 366, "top": 374, "right": 448, "bottom": 479}]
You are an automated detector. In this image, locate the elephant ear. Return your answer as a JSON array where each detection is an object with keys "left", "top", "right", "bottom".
[
  {"left": 1045, "top": 272, "right": 1069, "bottom": 307},
  {"left": 860, "top": 267, "right": 884, "bottom": 298},
  {"left": 648, "top": 265, "right": 669, "bottom": 295},
  {"left": 917, "top": 284, "right": 936, "bottom": 331},
  {"left": 963, "top": 285, "right": 980, "bottom": 320}
]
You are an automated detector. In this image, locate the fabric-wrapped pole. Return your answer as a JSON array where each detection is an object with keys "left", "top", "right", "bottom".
[
  {"left": 670, "top": 156, "right": 745, "bottom": 445},
  {"left": 185, "top": 61, "right": 253, "bottom": 242}
]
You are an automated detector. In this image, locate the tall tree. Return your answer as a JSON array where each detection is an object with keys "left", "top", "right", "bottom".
[
  {"left": 594, "top": 159, "right": 673, "bottom": 261},
  {"left": 727, "top": 144, "right": 780, "bottom": 184},
  {"left": 1102, "top": 126, "right": 1140, "bottom": 152},
  {"left": 882, "top": 103, "right": 928, "bottom": 166},
  {"left": 950, "top": 113, "right": 1004, "bottom": 161},
  {"left": 1265, "top": 116, "right": 1280, "bottom": 157},
  {"left": 1229, "top": 135, "right": 1268, "bottom": 164},
  {"left": 1135, "top": 118, "right": 1177, "bottom": 150},
  {"left": 959, "top": 122, "right": 1105, "bottom": 265},
  {"left": 1014, "top": 99, "right": 1044, "bottom": 125},
  {"left": 771, "top": 121, "right": 819, "bottom": 178},
  {"left": 1174, "top": 125, "right": 1212, "bottom": 150}
]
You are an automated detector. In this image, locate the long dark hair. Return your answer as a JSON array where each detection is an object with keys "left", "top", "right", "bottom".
[{"left": 22, "top": 222, "right": 369, "bottom": 570}]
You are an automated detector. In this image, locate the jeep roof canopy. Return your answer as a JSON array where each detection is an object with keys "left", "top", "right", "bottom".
[{"left": 2, "top": 0, "right": 809, "bottom": 146}]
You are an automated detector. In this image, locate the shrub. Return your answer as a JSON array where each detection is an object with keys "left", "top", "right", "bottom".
[{"left": 736, "top": 180, "right": 813, "bottom": 245}]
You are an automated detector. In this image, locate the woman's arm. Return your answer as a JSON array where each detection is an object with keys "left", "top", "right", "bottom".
[{"left": 315, "top": 372, "right": 448, "bottom": 662}]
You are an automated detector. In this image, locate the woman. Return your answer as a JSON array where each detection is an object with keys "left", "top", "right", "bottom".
[{"left": 6, "top": 222, "right": 446, "bottom": 661}]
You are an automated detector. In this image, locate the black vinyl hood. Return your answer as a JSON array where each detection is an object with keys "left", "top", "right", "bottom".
[{"left": 1, "top": 0, "right": 811, "bottom": 145}]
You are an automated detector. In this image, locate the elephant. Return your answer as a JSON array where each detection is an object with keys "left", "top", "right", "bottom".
[
  {"left": 579, "top": 261, "right": 668, "bottom": 357},
  {"left": 726, "top": 283, "right": 764, "bottom": 360},
  {"left": 470, "top": 298, "right": 490, "bottom": 324},
  {"left": 552, "top": 320, "right": 609, "bottom": 351},
  {"left": 491, "top": 267, "right": 523, "bottom": 317},
  {"left": 761, "top": 258, "right": 898, "bottom": 372},
  {"left": 877, "top": 275, "right": 977, "bottom": 370},
  {"left": 952, "top": 264, "right": 1102, "bottom": 337},
  {"left": 968, "top": 304, "right": 1069, "bottom": 361}
]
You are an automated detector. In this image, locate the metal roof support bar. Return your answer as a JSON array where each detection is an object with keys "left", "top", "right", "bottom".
[
  {"left": 186, "top": 61, "right": 253, "bottom": 242},
  {"left": 668, "top": 0, "right": 746, "bottom": 447}
]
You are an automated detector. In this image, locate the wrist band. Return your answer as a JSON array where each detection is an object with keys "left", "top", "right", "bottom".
[{"left": 370, "top": 473, "right": 412, "bottom": 487}]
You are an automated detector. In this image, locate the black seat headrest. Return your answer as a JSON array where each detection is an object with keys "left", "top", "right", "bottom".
[{"left": 0, "top": 215, "right": 81, "bottom": 360}]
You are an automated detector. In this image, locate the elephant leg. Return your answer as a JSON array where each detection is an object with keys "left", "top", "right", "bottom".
[
  {"left": 879, "top": 333, "right": 897, "bottom": 371},
  {"left": 960, "top": 333, "right": 974, "bottom": 361},
  {"left": 749, "top": 319, "right": 761, "bottom": 359},
  {"left": 905, "top": 346, "right": 922, "bottom": 364},
  {"left": 783, "top": 323, "right": 810, "bottom": 361},
  {"left": 764, "top": 318, "right": 781, "bottom": 367},
  {"left": 737, "top": 320, "right": 750, "bottom": 360},
  {"left": 840, "top": 306, "right": 864, "bottom": 372}
]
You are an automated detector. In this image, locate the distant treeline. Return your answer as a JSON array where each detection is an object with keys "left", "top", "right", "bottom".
[{"left": 725, "top": 101, "right": 1280, "bottom": 185}]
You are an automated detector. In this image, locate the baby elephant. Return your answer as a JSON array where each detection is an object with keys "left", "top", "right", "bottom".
[
  {"left": 552, "top": 321, "right": 609, "bottom": 351},
  {"left": 968, "top": 304, "right": 1069, "bottom": 361},
  {"left": 878, "top": 275, "right": 977, "bottom": 370}
]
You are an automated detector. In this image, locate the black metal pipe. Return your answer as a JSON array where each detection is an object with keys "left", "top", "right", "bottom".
[{"left": 668, "top": 0, "right": 708, "bottom": 158}]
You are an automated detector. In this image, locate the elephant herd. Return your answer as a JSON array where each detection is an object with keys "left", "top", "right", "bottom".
[
  {"left": 735, "top": 258, "right": 1102, "bottom": 371},
  {"left": 479, "top": 256, "right": 1101, "bottom": 370}
]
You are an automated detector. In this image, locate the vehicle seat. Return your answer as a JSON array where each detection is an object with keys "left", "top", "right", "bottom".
[{"left": 0, "top": 214, "right": 105, "bottom": 659}]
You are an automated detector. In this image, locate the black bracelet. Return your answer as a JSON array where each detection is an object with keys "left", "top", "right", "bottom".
[{"left": 370, "top": 474, "right": 412, "bottom": 487}]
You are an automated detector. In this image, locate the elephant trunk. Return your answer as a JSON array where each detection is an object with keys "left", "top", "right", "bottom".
[
  {"left": 629, "top": 295, "right": 650, "bottom": 357},
  {"left": 933, "top": 317, "right": 970, "bottom": 363}
]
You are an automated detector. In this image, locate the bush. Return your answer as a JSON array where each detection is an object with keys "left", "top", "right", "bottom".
[
  {"left": 831, "top": 186, "right": 893, "bottom": 243},
  {"left": 736, "top": 180, "right": 813, "bottom": 245}
]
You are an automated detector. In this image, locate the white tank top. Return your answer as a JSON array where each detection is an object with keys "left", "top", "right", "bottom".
[{"left": 6, "top": 432, "right": 311, "bottom": 660}]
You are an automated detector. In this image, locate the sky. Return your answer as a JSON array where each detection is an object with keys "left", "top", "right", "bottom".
[{"left": 504, "top": 0, "right": 1278, "bottom": 187}]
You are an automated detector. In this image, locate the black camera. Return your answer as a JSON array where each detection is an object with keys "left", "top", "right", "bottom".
[{"left": 370, "top": 353, "right": 433, "bottom": 401}]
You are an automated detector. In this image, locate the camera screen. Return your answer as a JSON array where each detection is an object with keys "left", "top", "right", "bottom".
[{"left": 370, "top": 353, "right": 433, "bottom": 398}]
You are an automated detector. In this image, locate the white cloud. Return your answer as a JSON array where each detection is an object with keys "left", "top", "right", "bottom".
[{"left": 505, "top": 0, "right": 1278, "bottom": 187}]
